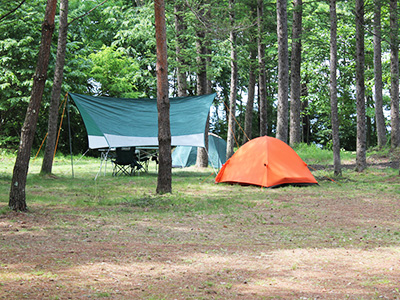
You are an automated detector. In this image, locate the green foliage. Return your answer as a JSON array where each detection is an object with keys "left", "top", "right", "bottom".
[
  {"left": 110, "top": 1, "right": 158, "bottom": 97},
  {"left": 0, "top": 0, "right": 395, "bottom": 154},
  {"left": 0, "top": 1, "right": 45, "bottom": 149},
  {"left": 294, "top": 143, "right": 355, "bottom": 165},
  {"left": 87, "top": 45, "right": 142, "bottom": 98}
]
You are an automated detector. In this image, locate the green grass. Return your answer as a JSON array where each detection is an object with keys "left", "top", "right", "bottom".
[
  {"left": 1, "top": 148, "right": 400, "bottom": 299},
  {"left": 294, "top": 143, "right": 356, "bottom": 165},
  {"left": 1, "top": 146, "right": 399, "bottom": 213},
  {"left": 0, "top": 147, "right": 398, "bottom": 231},
  {"left": 1, "top": 153, "right": 253, "bottom": 215}
]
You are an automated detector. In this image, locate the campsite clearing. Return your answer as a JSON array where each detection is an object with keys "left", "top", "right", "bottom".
[{"left": 1, "top": 152, "right": 400, "bottom": 299}]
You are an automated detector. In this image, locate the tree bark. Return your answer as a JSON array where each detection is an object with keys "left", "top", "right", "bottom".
[
  {"left": 195, "top": 24, "right": 209, "bottom": 167},
  {"left": 9, "top": 0, "right": 57, "bottom": 211},
  {"left": 257, "top": 0, "right": 267, "bottom": 137},
  {"left": 390, "top": 0, "right": 399, "bottom": 148},
  {"left": 302, "top": 96, "right": 310, "bottom": 144},
  {"left": 155, "top": 0, "right": 172, "bottom": 194},
  {"left": 330, "top": 0, "right": 341, "bottom": 176},
  {"left": 276, "top": 0, "right": 289, "bottom": 143},
  {"left": 289, "top": 0, "right": 302, "bottom": 146},
  {"left": 226, "top": 0, "right": 238, "bottom": 159},
  {"left": 196, "top": 30, "right": 207, "bottom": 96},
  {"left": 373, "top": 0, "right": 386, "bottom": 147},
  {"left": 174, "top": 2, "right": 187, "bottom": 97},
  {"left": 243, "top": 44, "right": 257, "bottom": 144},
  {"left": 41, "top": 0, "right": 69, "bottom": 175},
  {"left": 355, "top": 0, "right": 366, "bottom": 171}
]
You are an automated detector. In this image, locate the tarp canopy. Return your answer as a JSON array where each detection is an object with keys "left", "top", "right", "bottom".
[
  {"left": 69, "top": 93, "right": 216, "bottom": 149},
  {"left": 215, "top": 136, "right": 318, "bottom": 188},
  {"left": 172, "top": 133, "right": 227, "bottom": 169}
]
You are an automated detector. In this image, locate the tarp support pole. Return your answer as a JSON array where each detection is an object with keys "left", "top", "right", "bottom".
[
  {"left": 67, "top": 96, "right": 74, "bottom": 178},
  {"left": 95, "top": 148, "right": 110, "bottom": 180}
]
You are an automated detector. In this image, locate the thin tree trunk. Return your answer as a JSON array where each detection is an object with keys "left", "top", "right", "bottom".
[
  {"left": 196, "top": 114, "right": 209, "bottom": 167},
  {"left": 373, "top": 0, "right": 386, "bottom": 147},
  {"left": 196, "top": 31, "right": 207, "bottom": 96},
  {"left": 390, "top": 0, "right": 399, "bottom": 148},
  {"left": 257, "top": 0, "right": 267, "bottom": 137},
  {"left": 155, "top": 0, "right": 172, "bottom": 194},
  {"left": 9, "top": 0, "right": 58, "bottom": 211},
  {"left": 41, "top": 0, "right": 69, "bottom": 174},
  {"left": 195, "top": 25, "right": 209, "bottom": 167},
  {"left": 366, "top": 95, "right": 373, "bottom": 147},
  {"left": 206, "top": 44, "right": 212, "bottom": 95},
  {"left": 355, "top": 0, "right": 366, "bottom": 171},
  {"left": 289, "top": 0, "right": 302, "bottom": 146},
  {"left": 199, "top": 42, "right": 213, "bottom": 165},
  {"left": 226, "top": 0, "right": 238, "bottom": 159},
  {"left": 243, "top": 45, "right": 257, "bottom": 144},
  {"left": 276, "top": 0, "right": 289, "bottom": 143},
  {"left": 174, "top": 2, "right": 187, "bottom": 97},
  {"left": 330, "top": 0, "right": 341, "bottom": 176},
  {"left": 302, "top": 98, "right": 310, "bottom": 144}
]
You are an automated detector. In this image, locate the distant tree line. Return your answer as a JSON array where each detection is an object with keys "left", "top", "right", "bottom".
[{"left": 0, "top": 0, "right": 398, "bottom": 156}]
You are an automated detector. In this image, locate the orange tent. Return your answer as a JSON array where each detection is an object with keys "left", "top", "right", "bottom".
[{"left": 215, "top": 136, "right": 318, "bottom": 188}]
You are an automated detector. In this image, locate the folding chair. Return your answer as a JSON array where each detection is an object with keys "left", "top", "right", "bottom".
[{"left": 112, "top": 147, "right": 143, "bottom": 176}]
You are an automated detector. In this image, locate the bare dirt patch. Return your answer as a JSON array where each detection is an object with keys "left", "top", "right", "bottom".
[
  {"left": 2, "top": 182, "right": 400, "bottom": 300},
  {"left": 1, "top": 156, "right": 400, "bottom": 299}
]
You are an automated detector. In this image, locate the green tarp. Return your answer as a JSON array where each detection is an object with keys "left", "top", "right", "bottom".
[
  {"left": 69, "top": 93, "right": 216, "bottom": 149},
  {"left": 171, "top": 133, "right": 227, "bottom": 169}
]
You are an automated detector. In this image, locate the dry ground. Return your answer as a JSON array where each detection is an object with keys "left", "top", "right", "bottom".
[{"left": 1, "top": 164, "right": 400, "bottom": 299}]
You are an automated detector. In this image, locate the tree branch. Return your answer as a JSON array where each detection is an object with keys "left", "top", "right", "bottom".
[
  {"left": 0, "top": 0, "right": 27, "bottom": 23},
  {"left": 68, "top": 0, "right": 108, "bottom": 25}
]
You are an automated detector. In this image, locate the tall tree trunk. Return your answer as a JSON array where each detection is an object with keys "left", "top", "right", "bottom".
[
  {"left": 276, "top": 0, "right": 289, "bottom": 143},
  {"left": 301, "top": 83, "right": 310, "bottom": 143},
  {"left": 9, "top": 0, "right": 58, "bottom": 211},
  {"left": 196, "top": 114, "right": 209, "bottom": 167},
  {"left": 200, "top": 42, "right": 213, "bottom": 165},
  {"left": 330, "top": 0, "right": 341, "bottom": 176},
  {"left": 41, "top": 0, "right": 69, "bottom": 175},
  {"left": 195, "top": 26, "right": 209, "bottom": 167},
  {"left": 174, "top": 2, "right": 188, "bottom": 97},
  {"left": 257, "top": 0, "right": 267, "bottom": 137},
  {"left": 373, "top": 0, "right": 386, "bottom": 147},
  {"left": 355, "top": 0, "right": 366, "bottom": 171},
  {"left": 196, "top": 32, "right": 207, "bottom": 96},
  {"left": 243, "top": 45, "right": 257, "bottom": 144},
  {"left": 390, "top": 0, "right": 399, "bottom": 148},
  {"left": 302, "top": 99, "right": 310, "bottom": 144},
  {"left": 226, "top": 0, "right": 238, "bottom": 159},
  {"left": 289, "top": 0, "right": 302, "bottom": 146},
  {"left": 155, "top": 0, "right": 172, "bottom": 194},
  {"left": 366, "top": 95, "right": 373, "bottom": 147}
]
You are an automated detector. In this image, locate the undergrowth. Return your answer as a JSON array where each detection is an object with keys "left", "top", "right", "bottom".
[{"left": 294, "top": 143, "right": 355, "bottom": 165}]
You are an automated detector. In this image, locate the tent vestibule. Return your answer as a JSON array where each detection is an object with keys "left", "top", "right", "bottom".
[{"left": 172, "top": 133, "right": 227, "bottom": 169}]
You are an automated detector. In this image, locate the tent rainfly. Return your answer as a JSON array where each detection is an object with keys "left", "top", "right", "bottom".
[
  {"left": 215, "top": 136, "right": 318, "bottom": 188},
  {"left": 171, "top": 133, "right": 227, "bottom": 169},
  {"left": 69, "top": 93, "right": 216, "bottom": 149}
]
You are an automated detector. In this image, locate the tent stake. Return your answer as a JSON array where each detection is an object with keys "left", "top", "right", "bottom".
[{"left": 67, "top": 96, "right": 74, "bottom": 178}]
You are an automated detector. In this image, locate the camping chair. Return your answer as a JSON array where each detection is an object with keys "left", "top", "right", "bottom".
[
  {"left": 112, "top": 147, "right": 144, "bottom": 176},
  {"left": 134, "top": 149, "right": 149, "bottom": 173}
]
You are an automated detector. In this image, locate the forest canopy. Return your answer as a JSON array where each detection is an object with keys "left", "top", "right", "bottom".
[{"left": 0, "top": 0, "right": 396, "bottom": 154}]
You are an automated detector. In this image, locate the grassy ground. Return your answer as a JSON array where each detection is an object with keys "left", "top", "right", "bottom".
[{"left": 1, "top": 148, "right": 400, "bottom": 299}]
